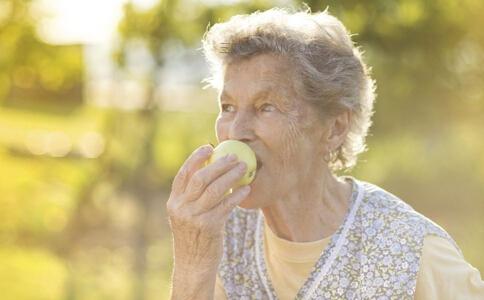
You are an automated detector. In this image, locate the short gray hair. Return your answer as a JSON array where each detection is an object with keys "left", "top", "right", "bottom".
[{"left": 201, "top": 7, "right": 376, "bottom": 172}]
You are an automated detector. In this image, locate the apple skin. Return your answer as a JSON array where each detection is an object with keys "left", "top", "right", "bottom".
[{"left": 207, "top": 140, "right": 257, "bottom": 193}]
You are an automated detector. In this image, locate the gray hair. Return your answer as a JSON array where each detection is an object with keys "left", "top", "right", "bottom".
[{"left": 201, "top": 7, "right": 376, "bottom": 172}]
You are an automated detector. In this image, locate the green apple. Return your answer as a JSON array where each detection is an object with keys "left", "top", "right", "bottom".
[{"left": 207, "top": 140, "right": 257, "bottom": 194}]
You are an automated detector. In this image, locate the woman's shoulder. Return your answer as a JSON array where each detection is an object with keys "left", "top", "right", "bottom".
[
  {"left": 353, "top": 177, "right": 460, "bottom": 251},
  {"left": 355, "top": 178, "right": 437, "bottom": 223},
  {"left": 354, "top": 178, "right": 416, "bottom": 212}
]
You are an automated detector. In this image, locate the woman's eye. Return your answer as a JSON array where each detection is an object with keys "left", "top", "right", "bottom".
[
  {"left": 260, "top": 103, "right": 276, "bottom": 112},
  {"left": 221, "top": 104, "right": 235, "bottom": 113}
]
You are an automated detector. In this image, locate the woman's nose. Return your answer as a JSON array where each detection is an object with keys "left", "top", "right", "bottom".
[{"left": 228, "top": 111, "right": 255, "bottom": 141}]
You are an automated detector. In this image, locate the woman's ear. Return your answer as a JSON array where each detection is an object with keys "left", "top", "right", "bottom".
[{"left": 326, "top": 110, "right": 351, "bottom": 151}]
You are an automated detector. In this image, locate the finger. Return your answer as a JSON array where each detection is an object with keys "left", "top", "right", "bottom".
[
  {"left": 208, "top": 185, "right": 251, "bottom": 220},
  {"left": 194, "top": 161, "right": 248, "bottom": 213},
  {"left": 171, "top": 145, "right": 213, "bottom": 195},
  {"left": 184, "top": 153, "right": 240, "bottom": 201}
]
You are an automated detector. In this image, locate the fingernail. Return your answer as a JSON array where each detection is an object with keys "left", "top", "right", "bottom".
[
  {"left": 203, "top": 146, "right": 213, "bottom": 154},
  {"left": 240, "top": 186, "right": 251, "bottom": 195},
  {"left": 238, "top": 162, "right": 247, "bottom": 171},
  {"left": 226, "top": 154, "right": 238, "bottom": 161}
]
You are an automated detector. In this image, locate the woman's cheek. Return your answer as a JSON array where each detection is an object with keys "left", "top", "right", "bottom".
[{"left": 279, "top": 119, "right": 304, "bottom": 170}]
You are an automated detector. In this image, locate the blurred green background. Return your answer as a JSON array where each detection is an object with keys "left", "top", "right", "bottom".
[{"left": 1, "top": 0, "right": 483, "bottom": 299}]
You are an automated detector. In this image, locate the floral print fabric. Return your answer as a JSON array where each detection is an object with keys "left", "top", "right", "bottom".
[{"left": 218, "top": 176, "right": 460, "bottom": 299}]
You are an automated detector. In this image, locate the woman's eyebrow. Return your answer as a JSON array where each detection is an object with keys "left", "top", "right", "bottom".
[
  {"left": 220, "top": 89, "right": 274, "bottom": 102},
  {"left": 219, "top": 91, "right": 231, "bottom": 102}
]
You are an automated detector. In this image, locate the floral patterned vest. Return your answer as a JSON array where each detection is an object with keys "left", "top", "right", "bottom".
[{"left": 218, "top": 176, "right": 461, "bottom": 299}]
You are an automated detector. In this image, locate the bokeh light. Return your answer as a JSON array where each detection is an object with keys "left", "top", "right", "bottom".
[{"left": 1, "top": 0, "right": 483, "bottom": 299}]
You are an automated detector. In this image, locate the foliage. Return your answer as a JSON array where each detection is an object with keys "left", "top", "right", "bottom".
[
  {"left": 0, "top": 0, "right": 483, "bottom": 299},
  {"left": 0, "top": 0, "right": 83, "bottom": 110}
]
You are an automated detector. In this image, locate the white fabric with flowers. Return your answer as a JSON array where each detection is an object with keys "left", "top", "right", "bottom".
[{"left": 217, "top": 176, "right": 461, "bottom": 299}]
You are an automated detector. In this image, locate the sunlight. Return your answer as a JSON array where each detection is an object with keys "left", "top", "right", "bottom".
[{"left": 35, "top": 0, "right": 157, "bottom": 44}]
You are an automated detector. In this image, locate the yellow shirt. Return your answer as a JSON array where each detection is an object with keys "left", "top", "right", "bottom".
[{"left": 214, "top": 220, "right": 484, "bottom": 299}]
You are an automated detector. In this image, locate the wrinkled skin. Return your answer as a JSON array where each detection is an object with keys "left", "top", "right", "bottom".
[
  {"left": 216, "top": 53, "right": 352, "bottom": 241},
  {"left": 167, "top": 146, "right": 250, "bottom": 298},
  {"left": 216, "top": 53, "right": 327, "bottom": 210},
  {"left": 167, "top": 53, "right": 351, "bottom": 299}
]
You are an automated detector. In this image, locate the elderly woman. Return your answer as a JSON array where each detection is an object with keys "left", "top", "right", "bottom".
[{"left": 166, "top": 8, "right": 484, "bottom": 300}]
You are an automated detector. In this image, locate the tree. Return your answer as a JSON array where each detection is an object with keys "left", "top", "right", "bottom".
[
  {"left": 300, "top": 0, "right": 484, "bottom": 134},
  {"left": 0, "top": 0, "right": 83, "bottom": 112}
]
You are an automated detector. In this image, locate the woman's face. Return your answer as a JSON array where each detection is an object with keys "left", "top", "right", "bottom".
[{"left": 215, "top": 53, "right": 330, "bottom": 209}]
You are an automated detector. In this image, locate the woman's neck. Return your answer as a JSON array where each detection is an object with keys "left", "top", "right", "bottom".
[{"left": 260, "top": 171, "right": 352, "bottom": 243}]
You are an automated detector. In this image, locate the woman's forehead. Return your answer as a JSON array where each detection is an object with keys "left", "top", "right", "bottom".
[{"left": 221, "top": 60, "right": 296, "bottom": 100}]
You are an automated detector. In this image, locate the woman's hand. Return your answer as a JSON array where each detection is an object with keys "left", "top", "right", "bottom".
[{"left": 166, "top": 145, "right": 250, "bottom": 299}]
